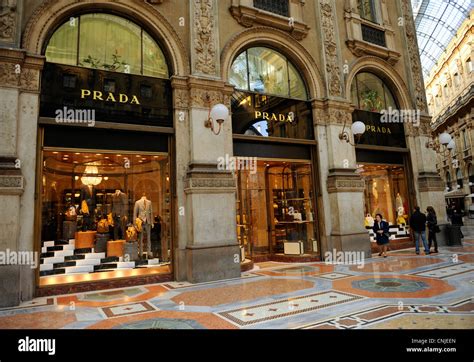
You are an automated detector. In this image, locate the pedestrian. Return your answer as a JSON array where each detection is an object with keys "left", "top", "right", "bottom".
[
  {"left": 426, "top": 206, "right": 439, "bottom": 253},
  {"left": 451, "top": 208, "right": 464, "bottom": 239},
  {"left": 409, "top": 206, "right": 430, "bottom": 255},
  {"left": 373, "top": 214, "right": 390, "bottom": 258}
]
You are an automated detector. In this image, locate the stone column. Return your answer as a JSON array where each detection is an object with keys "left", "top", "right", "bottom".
[
  {"left": 314, "top": 102, "right": 370, "bottom": 258},
  {"left": 184, "top": 0, "right": 240, "bottom": 282},
  {"left": 315, "top": 0, "right": 370, "bottom": 258},
  {"left": 0, "top": 0, "right": 44, "bottom": 307}
]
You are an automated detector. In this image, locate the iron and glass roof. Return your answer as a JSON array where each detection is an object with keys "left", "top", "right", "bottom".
[{"left": 412, "top": 0, "right": 472, "bottom": 80}]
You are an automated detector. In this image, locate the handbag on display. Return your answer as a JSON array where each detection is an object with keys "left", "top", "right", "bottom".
[
  {"left": 135, "top": 218, "right": 143, "bottom": 233},
  {"left": 125, "top": 225, "right": 138, "bottom": 242},
  {"left": 65, "top": 206, "right": 77, "bottom": 221},
  {"left": 81, "top": 200, "right": 89, "bottom": 215},
  {"left": 97, "top": 219, "right": 110, "bottom": 233},
  {"left": 107, "top": 212, "right": 114, "bottom": 227}
]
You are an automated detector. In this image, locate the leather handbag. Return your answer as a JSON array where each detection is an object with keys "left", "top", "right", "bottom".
[
  {"left": 81, "top": 200, "right": 89, "bottom": 215},
  {"left": 135, "top": 217, "right": 143, "bottom": 233},
  {"left": 125, "top": 225, "right": 138, "bottom": 242},
  {"left": 97, "top": 219, "right": 110, "bottom": 233}
]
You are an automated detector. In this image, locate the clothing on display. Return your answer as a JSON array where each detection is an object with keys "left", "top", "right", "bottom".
[{"left": 134, "top": 195, "right": 154, "bottom": 257}]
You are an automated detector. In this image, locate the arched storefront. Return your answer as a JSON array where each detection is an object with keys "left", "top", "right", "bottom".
[
  {"left": 351, "top": 71, "right": 416, "bottom": 245},
  {"left": 229, "top": 46, "right": 321, "bottom": 262},
  {"left": 36, "top": 12, "right": 175, "bottom": 291}
]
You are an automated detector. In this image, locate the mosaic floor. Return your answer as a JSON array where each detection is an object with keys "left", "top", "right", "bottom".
[{"left": 1, "top": 241, "right": 473, "bottom": 330}]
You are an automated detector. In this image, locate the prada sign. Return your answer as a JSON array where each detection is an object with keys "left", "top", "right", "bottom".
[
  {"left": 40, "top": 63, "right": 172, "bottom": 127},
  {"left": 232, "top": 92, "right": 313, "bottom": 140},
  {"left": 353, "top": 110, "right": 406, "bottom": 148}
]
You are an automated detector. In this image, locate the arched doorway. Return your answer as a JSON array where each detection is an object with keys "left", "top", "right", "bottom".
[
  {"left": 351, "top": 72, "right": 413, "bottom": 244},
  {"left": 36, "top": 12, "right": 175, "bottom": 291},
  {"left": 229, "top": 46, "right": 320, "bottom": 262}
]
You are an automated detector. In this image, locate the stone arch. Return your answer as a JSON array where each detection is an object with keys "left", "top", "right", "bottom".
[
  {"left": 22, "top": 0, "right": 189, "bottom": 76},
  {"left": 345, "top": 56, "right": 412, "bottom": 110},
  {"left": 221, "top": 26, "right": 325, "bottom": 100}
]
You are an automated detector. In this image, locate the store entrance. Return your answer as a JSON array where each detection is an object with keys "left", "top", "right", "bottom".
[{"left": 236, "top": 159, "right": 319, "bottom": 261}]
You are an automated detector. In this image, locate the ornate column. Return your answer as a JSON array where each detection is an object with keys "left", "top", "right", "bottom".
[
  {"left": 183, "top": 0, "right": 240, "bottom": 282},
  {"left": 315, "top": 0, "right": 370, "bottom": 257},
  {"left": 400, "top": 0, "right": 446, "bottom": 221},
  {"left": 0, "top": 0, "right": 44, "bottom": 307}
]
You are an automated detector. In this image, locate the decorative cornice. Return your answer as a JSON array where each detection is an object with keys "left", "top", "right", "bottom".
[
  {"left": 229, "top": 4, "right": 310, "bottom": 40},
  {"left": 0, "top": 48, "right": 44, "bottom": 92},
  {"left": 0, "top": 175, "right": 24, "bottom": 196}
]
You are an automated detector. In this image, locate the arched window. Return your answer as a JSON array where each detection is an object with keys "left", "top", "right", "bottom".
[
  {"left": 229, "top": 47, "right": 308, "bottom": 100},
  {"left": 351, "top": 72, "right": 397, "bottom": 112},
  {"left": 45, "top": 13, "right": 169, "bottom": 78}
]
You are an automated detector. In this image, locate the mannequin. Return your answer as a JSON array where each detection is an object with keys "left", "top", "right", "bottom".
[
  {"left": 112, "top": 189, "right": 128, "bottom": 240},
  {"left": 133, "top": 193, "right": 154, "bottom": 258},
  {"left": 80, "top": 184, "right": 96, "bottom": 231}
]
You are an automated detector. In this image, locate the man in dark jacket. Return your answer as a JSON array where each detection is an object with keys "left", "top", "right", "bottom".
[{"left": 409, "top": 206, "right": 430, "bottom": 255}]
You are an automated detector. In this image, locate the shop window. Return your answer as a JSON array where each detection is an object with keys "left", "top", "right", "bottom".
[
  {"left": 40, "top": 150, "right": 172, "bottom": 284},
  {"left": 456, "top": 168, "right": 463, "bottom": 189},
  {"left": 45, "top": 14, "right": 169, "bottom": 79},
  {"left": 446, "top": 171, "right": 452, "bottom": 190},
  {"left": 230, "top": 47, "right": 308, "bottom": 100},
  {"left": 358, "top": 0, "right": 378, "bottom": 23},
  {"left": 236, "top": 160, "right": 318, "bottom": 259},
  {"left": 253, "top": 0, "right": 289, "bottom": 17},
  {"left": 360, "top": 164, "right": 410, "bottom": 232}
]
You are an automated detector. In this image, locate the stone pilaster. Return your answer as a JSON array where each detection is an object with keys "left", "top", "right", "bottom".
[
  {"left": 0, "top": 0, "right": 22, "bottom": 48},
  {"left": 0, "top": 46, "right": 44, "bottom": 307},
  {"left": 313, "top": 100, "right": 370, "bottom": 259}
]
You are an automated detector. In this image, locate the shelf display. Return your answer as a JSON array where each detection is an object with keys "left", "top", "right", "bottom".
[{"left": 236, "top": 160, "right": 319, "bottom": 259}]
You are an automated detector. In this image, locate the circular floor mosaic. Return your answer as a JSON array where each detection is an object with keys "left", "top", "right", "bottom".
[{"left": 352, "top": 278, "right": 429, "bottom": 293}]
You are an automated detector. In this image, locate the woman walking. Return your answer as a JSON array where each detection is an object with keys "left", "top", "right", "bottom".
[
  {"left": 373, "top": 214, "right": 390, "bottom": 258},
  {"left": 426, "top": 206, "right": 439, "bottom": 253}
]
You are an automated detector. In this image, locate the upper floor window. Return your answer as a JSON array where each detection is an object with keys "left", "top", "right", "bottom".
[
  {"left": 358, "top": 0, "right": 378, "bottom": 23},
  {"left": 253, "top": 0, "right": 289, "bottom": 17},
  {"left": 350, "top": 72, "right": 397, "bottom": 113},
  {"left": 45, "top": 13, "right": 169, "bottom": 79},
  {"left": 466, "top": 58, "right": 473, "bottom": 73},
  {"left": 454, "top": 72, "right": 460, "bottom": 86},
  {"left": 230, "top": 47, "right": 308, "bottom": 100}
]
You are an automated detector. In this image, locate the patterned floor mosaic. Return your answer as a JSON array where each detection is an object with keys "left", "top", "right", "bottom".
[{"left": 0, "top": 242, "right": 473, "bottom": 329}]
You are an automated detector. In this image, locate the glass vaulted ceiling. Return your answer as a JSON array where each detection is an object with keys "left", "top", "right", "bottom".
[{"left": 412, "top": 0, "right": 472, "bottom": 80}]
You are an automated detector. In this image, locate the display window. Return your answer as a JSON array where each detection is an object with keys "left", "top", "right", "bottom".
[
  {"left": 359, "top": 164, "right": 410, "bottom": 239},
  {"left": 236, "top": 160, "right": 318, "bottom": 260},
  {"left": 39, "top": 149, "right": 172, "bottom": 285}
]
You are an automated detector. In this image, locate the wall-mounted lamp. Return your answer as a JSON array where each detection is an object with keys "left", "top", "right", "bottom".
[
  {"left": 339, "top": 120, "right": 366, "bottom": 146},
  {"left": 204, "top": 95, "right": 229, "bottom": 136},
  {"left": 426, "top": 132, "right": 455, "bottom": 156}
]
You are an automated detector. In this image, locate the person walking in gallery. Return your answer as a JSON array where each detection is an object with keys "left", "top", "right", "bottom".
[
  {"left": 426, "top": 206, "right": 439, "bottom": 253},
  {"left": 373, "top": 214, "right": 390, "bottom": 258},
  {"left": 409, "top": 206, "right": 430, "bottom": 255}
]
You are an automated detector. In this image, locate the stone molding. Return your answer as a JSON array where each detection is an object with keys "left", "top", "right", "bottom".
[
  {"left": 327, "top": 169, "right": 365, "bottom": 193},
  {"left": 0, "top": 175, "right": 24, "bottom": 195},
  {"left": 229, "top": 1, "right": 310, "bottom": 40},
  {"left": 417, "top": 172, "right": 445, "bottom": 192},
  {"left": 0, "top": 48, "right": 44, "bottom": 92}
]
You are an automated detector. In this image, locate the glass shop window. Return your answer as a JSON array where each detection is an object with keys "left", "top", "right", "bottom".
[{"left": 40, "top": 150, "right": 172, "bottom": 281}]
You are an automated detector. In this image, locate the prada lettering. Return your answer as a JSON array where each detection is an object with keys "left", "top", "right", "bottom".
[
  {"left": 255, "top": 111, "right": 294, "bottom": 123},
  {"left": 366, "top": 125, "right": 392, "bottom": 134},
  {"left": 81, "top": 89, "right": 140, "bottom": 105}
]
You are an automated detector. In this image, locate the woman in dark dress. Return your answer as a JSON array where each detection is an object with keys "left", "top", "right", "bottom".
[
  {"left": 373, "top": 214, "right": 390, "bottom": 258},
  {"left": 426, "top": 206, "right": 438, "bottom": 253}
]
